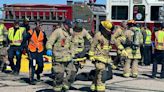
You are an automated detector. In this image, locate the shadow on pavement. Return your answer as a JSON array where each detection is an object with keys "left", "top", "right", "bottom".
[
  {"left": 19, "top": 77, "right": 30, "bottom": 84},
  {"left": 141, "top": 74, "right": 161, "bottom": 79},
  {"left": 113, "top": 72, "right": 124, "bottom": 77},
  {"left": 78, "top": 87, "right": 91, "bottom": 92},
  {"left": 75, "top": 72, "right": 92, "bottom": 81},
  {"left": 3, "top": 70, "right": 12, "bottom": 74},
  {"left": 44, "top": 73, "right": 54, "bottom": 79},
  {"left": 44, "top": 80, "right": 54, "bottom": 86},
  {"left": 69, "top": 86, "right": 91, "bottom": 92},
  {"left": 36, "top": 89, "right": 54, "bottom": 92}
]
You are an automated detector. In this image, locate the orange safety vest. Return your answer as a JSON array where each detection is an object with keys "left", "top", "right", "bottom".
[{"left": 28, "top": 29, "right": 44, "bottom": 52}]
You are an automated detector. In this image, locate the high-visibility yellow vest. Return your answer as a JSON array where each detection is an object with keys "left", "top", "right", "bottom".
[
  {"left": 8, "top": 27, "right": 25, "bottom": 46},
  {"left": 0, "top": 24, "right": 4, "bottom": 42},
  {"left": 155, "top": 30, "right": 164, "bottom": 50},
  {"left": 145, "top": 29, "right": 152, "bottom": 44}
]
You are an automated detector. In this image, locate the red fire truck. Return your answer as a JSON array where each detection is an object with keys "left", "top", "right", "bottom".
[
  {"left": 2, "top": 4, "right": 72, "bottom": 35},
  {"left": 106, "top": 0, "right": 164, "bottom": 31}
]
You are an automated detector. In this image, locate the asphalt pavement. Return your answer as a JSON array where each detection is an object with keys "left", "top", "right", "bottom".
[{"left": 0, "top": 61, "right": 164, "bottom": 92}]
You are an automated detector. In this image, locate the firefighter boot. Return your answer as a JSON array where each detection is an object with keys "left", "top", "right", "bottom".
[
  {"left": 96, "top": 84, "right": 106, "bottom": 92},
  {"left": 111, "top": 64, "right": 117, "bottom": 70},
  {"left": 63, "top": 84, "right": 69, "bottom": 91},
  {"left": 132, "top": 73, "right": 138, "bottom": 78},
  {"left": 123, "top": 73, "right": 130, "bottom": 78},
  {"left": 90, "top": 84, "right": 96, "bottom": 91},
  {"left": 53, "top": 85, "right": 62, "bottom": 92}
]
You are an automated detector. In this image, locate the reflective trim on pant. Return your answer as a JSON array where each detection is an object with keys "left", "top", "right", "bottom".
[
  {"left": 132, "top": 60, "right": 139, "bottom": 75},
  {"left": 124, "top": 59, "right": 138, "bottom": 75},
  {"left": 93, "top": 61, "right": 106, "bottom": 86},
  {"left": 52, "top": 61, "right": 76, "bottom": 88}
]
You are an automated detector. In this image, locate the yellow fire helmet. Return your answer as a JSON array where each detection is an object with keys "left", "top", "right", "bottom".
[
  {"left": 127, "top": 19, "right": 136, "bottom": 24},
  {"left": 101, "top": 20, "right": 113, "bottom": 30},
  {"left": 127, "top": 19, "right": 136, "bottom": 27}
]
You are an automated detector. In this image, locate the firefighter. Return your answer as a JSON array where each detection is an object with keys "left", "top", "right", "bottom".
[
  {"left": 111, "top": 21, "right": 127, "bottom": 69},
  {"left": 8, "top": 20, "right": 26, "bottom": 75},
  {"left": 46, "top": 20, "right": 76, "bottom": 91},
  {"left": 142, "top": 25, "right": 152, "bottom": 66},
  {"left": 22, "top": 20, "right": 47, "bottom": 85},
  {"left": 71, "top": 22, "right": 92, "bottom": 71},
  {"left": 119, "top": 20, "right": 143, "bottom": 78},
  {"left": 152, "top": 24, "right": 164, "bottom": 79},
  {"left": 89, "top": 20, "right": 113, "bottom": 92},
  {"left": 0, "top": 19, "right": 8, "bottom": 72}
]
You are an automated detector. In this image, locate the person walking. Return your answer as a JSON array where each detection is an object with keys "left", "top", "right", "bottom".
[
  {"left": 8, "top": 20, "right": 26, "bottom": 75},
  {"left": 22, "top": 20, "right": 47, "bottom": 84},
  {"left": 46, "top": 20, "right": 76, "bottom": 91}
]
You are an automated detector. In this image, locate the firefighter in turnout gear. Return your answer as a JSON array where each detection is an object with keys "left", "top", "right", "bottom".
[
  {"left": 111, "top": 21, "right": 127, "bottom": 69},
  {"left": 46, "top": 20, "right": 76, "bottom": 91},
  {"left": 89, "top": 20, "right": 113, "bottom": 92},
  {"left": 8, "top": 20, "right": 26, "bottom": 75},
  {"left": 0, "top": 19, "right": 8, "bottom": 72},
  {"left": 71, "top": 22, "right": 92, "bottom": 71},
  {"left": 119, "top": 20, "right": 143, "bottom": 78}
]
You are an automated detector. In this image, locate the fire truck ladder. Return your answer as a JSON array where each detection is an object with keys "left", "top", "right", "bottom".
[{"left": 3, "top": 7, "right": 67, "bottom": 22}]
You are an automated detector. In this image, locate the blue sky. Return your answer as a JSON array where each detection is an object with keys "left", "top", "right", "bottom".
[
  {"left": 0, "top": 0, "right": 105, "bottom": 7},
  {"left": 0, "top": 0, "right": 106, "bottom": 18}
]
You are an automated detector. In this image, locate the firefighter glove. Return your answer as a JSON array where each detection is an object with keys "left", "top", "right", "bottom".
[
  {"left": 46, "top": 50, "right": 52, "bottom": 56},
  {"left": 90, "top": 56, "right": 95, "bottom": 61},
  {"left": 16, "top": 50, "right": 20, "bottom": 55},
  {"left": 121, "top": 49, "right": 128, "bottom": 57}
]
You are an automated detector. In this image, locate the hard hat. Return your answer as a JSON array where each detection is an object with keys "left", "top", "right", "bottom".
[
  {"left": 63, "top": 19, "right": 72, "bottom": 28},
  {"left": 127, "top": 20, "right": 136, "bottom": 27},
  {"left": 127, "top": 20, "right": 136, "bottom": 24},
  {"left": 101, "top": 20, "right": 113, "bottom": 30},
  {"left": 73, "top": 22, "right": 83, "bottom": 32}
]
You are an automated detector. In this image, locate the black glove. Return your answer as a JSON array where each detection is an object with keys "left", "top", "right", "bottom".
[
  {"left": 132, "top": 44, "right": 138, "bottom": 50},
  {"left": 74, "top": 52, "right": 86, "bottom": 58}
]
